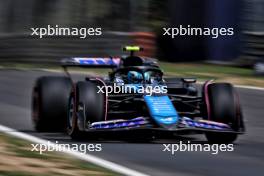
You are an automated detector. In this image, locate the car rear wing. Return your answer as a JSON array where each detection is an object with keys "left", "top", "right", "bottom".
[{"left": 61, "top": 57, "right": 120, "bottom": 68}]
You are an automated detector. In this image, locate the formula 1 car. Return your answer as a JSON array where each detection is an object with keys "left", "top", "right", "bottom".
[{"left": 32, "top": 46, "right": 245, "bottom": 143}]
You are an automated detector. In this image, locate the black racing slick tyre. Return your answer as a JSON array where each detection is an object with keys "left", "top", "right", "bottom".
[
  {"left": 203, "top": 83, "right": 243, "bottom": 143},
  {"left": 67, "top": 81, "right": 105, "bottom": 139},
  {"left": 32, "top": 76, "right": 71, "bottom": 132}
]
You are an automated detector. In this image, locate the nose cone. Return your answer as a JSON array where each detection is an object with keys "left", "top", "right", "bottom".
[{"left": 144, "top": 95, "right": 179, "bottom": 127}]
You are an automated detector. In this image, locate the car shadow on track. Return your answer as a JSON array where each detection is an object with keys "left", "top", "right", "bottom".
[{"left": 26, "top": 131, "right": 211, "bottom": 144}]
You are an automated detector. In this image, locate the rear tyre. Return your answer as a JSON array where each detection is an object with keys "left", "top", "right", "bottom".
[
  {"left": 67, "top": 81, "right": 105, "bottom": 139},
  {"left": 203, "top": 83, "right": 242, "bottom": 143},
  {"left": 32, "top": 76, "right": 71, "bottom": 132}
]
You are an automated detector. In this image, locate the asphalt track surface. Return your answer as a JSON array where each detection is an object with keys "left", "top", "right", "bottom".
[{"left": 0, "top": 69, "right": 264, "bottom": 176}]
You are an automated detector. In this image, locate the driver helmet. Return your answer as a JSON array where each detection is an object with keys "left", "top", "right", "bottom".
[
  {"left": 144, "top": 72, "right": 162, "bottom": 84},
  {"left": 127, "top": 71, "right": 143, "bottom": 84}
]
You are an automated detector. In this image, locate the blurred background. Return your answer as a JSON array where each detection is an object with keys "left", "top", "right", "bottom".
[
  {"left": 0, "top": 1, "right": 264, "bottom": 175},
  {"left": 0, "top": 0, "right": 263, "bottom": 66}
]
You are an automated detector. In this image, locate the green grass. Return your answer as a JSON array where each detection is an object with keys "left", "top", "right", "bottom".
[
  {"left": 4, "top": 135, "right": 58, "bottom": 160},
  {"left": 0, "top": 171, "right": 51, "bottom": 176},
  {"left": 0, "top": 133, "right": 119, "bottom": 176},
  {"left": 158, "top": 62, "right": 264, "bottom": 87},
  {"left": 160, "top": 62, "right": 255, "bottom": 78},
  {"left": 0, "top": 61, "right": 263, "bottom": 87},
  {"left": 0, "top": 171, "right": 36, "bottom": 176}
]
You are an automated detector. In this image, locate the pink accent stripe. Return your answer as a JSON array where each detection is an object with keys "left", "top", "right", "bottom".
[
  {"left": 73, "top": 84, "right": 77, "bottom": 131},
  {"left": 234, "top": 91, "right": 241, "bottom": 126},
  {"left": 204, "top": 80, "right": 213, "bottom": 120},
  {"left": 95, "top": 78, "right": 108, "bottom": 121}
]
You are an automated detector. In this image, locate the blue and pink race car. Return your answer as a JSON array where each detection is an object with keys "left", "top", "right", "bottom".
[{"left": 32, "top": 46, "right": 245, "bottom": 143}]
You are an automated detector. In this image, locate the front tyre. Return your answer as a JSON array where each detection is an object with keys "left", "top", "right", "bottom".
[
  {"left": 203, "top": 83, "right": 243, "bottom": 143},
  {"left": 67, "top": 81, "right": 105, "bottom": 139}
]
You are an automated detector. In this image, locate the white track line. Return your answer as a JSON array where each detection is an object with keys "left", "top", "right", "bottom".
[
  {"left": 0, "top": 124, "right": 149, "bottom": 176},
  {"left": 234, "top": 85, "right": 264, "bottom": 91}
]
